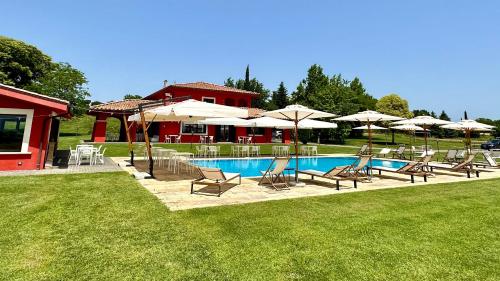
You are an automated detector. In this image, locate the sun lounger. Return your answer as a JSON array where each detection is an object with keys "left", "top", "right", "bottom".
[
  {"left": 298, "top": 166, "right": 355, "bottom": 189},
  {"left": 392, "top": 145, "right": 406, "bottom": 159},
  {"left": 259, "top": 157, "right": 291, "bottom": 190},
  {"left": 428, "top": 154, "right": 479, "bottom": 178},
  {"left": 442, "top": 149, "right": 457, "bottom": 163},
  {"left": 357, "top": 144, "right": 368, "bottom": 156},
  {"left": 191, "top": 167, "right": 241, "bottom": 197},
  {"left": 474, "top": 152, "right": 498, "bottom": 169},
  {"left": 377, "top": 148, "right": 392, "bottom": 158},
  {"left": 298, "top": 155, "right": 371, "bottom": 189},
  {"left": 372, "top": 156, "right": 432, "bottom": 183}
]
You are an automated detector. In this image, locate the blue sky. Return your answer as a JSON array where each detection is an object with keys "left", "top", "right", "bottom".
[{"left": 2, "top": 0, "right": 499, "bottom": 120}]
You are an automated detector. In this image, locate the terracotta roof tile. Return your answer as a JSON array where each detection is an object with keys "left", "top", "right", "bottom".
[
  {"left": 88, "top": 99, "right": 151, "bottom": 113},
  {"left": 170, "top": 82, "right": 260, "bottom": 95},
  {"left": 247, "top": 107, "right": 266, "bottom": 118}
]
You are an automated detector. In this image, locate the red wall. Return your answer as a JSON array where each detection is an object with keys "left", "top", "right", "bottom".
[
  {"left": 90, "top": 86, "right": 291, "bottom": 144},
  {"left": 146, "top": 87, "right": 254, "bottom": 108},
  {"left": 0, "top": 96, "right": 55, "bottom": 170}
]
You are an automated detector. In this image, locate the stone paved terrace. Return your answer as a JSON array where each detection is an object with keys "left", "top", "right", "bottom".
[
  {"left": 0, "top": 157, "right": 122, "bottom": 177},
  {"left": 111, "top": 156, "right": 500, "bottom": 211}
]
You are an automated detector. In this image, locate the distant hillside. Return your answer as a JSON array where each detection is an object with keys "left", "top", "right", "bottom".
[{"left": 60, "top": 115, "right": 120, "bottom": 136}]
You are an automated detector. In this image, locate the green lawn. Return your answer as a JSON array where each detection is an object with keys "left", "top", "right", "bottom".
[{"left": 1, "top": 172, "right": 499, "bottom": 280}]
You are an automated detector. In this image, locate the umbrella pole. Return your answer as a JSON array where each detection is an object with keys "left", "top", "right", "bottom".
[
  {"left": 139, "top": 109, "right": 154, "bottom": 178},
  {"left": 294, "top": 111, "right": 299, "bottom": 183},
  {"left": 424, "top": 125, "right": 428, "bottom": 155},
  {"left": 122, "top": 114, "right": 134, "bottom": 166},
  {"left": 368, "top": 122, "right": 372, "bottom": 155},
  {"left": 368, "top": 122, "right": 373, "bottom": 178},
  {"left": 409, "top": 130, "right": 413, "bottom": 161}
]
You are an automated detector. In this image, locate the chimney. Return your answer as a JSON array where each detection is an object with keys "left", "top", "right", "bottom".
[{"left": 163, "top": 80, "right": 168, "bottom": 87}]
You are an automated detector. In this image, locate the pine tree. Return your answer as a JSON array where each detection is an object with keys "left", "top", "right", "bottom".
[
  {"left": 270, "top": 82, "right": 288, "bottom": 109},
  {"left": 243, "top": 65, "right": 251, "bottom": 91},
  {"left": 439, "top": 110, "right": 451, "bottom": 121}
]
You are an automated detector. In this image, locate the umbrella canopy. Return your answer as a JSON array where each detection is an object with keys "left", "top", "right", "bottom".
[
  {"left": 441, "top": 119, "right": 493, "bottom": 151},
  {"left": 244, "top": 116, "right": 295, "bottom": 128},
  {"left": 262, "top": 105, "right": 336, "bottom": 183},
  {"left": 198, "top": 117, "right": 251, "bottom": 126},
  {"left": 392, "top": 116, "right": 452, "bottom": 154},
  {"left": 334, "top": 111, "right": 402, "bottom": 156},
  {"left": 390, "top": 124, "right": 425, "bottom": 131},
  {"left": 392, "top": 115, "right": 452, "bottom": 126},
  {"left": 298, "top": 119, "right": 338, "bottom": 129},
  {"left": 334, "top": 110, "right": 404, "bottom": 122},
  {"left": 390, "top": 124, "right": 425, "bottom": 160},
  {"left": 127, "top": 99, "right": 248, "bottom": 178},
  {"left": 262, "top": 104, "right": 336, "bottom": 120},
  {"left": 353, "top": 125, "right": 387, "bottom": 130},
  {"left": 128, "top": 99, "right": 248, "bottom": 122},
  {"left": 441, "top": 119, "right": 494, "bottom": 131}
]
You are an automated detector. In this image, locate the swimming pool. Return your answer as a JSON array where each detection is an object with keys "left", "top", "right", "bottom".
[{"left": 191, "top": 156, "right": 407, "bottom": 177}]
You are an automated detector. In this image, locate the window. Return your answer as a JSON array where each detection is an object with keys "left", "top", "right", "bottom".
[
  {"left": 246, "top": 127, "right": 266, "bottom": 136},
  {"left": 0, "top": 114, "right": 27, "bottom": 152},
  {"left": 181, "top": 122, "right": 207, "bottom": 134},
  {"left": 202, "top": 97, "right": 215, "bottom": 104},
  {"left": 0, "top": 108, "right": 33, "bottom": 153}
]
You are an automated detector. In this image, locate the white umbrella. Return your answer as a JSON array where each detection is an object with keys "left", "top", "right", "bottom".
[
  {"left": 128, "top": 99, "right": 248, "bottom": 177},
  {"left": 244, "top": 116, "right": 295, "bottom": 128},
  {"left": 198, "top": 117, "right": 251, "bottom": 126},
  {"left": 392, "top": 116, "right": 452, "bottom": 154},
  {"left": 262, "top": 105, "right": 336, "bottom": 183},
  {"left": 334, "top": 110, "right": 403, "bottom": 155},
  {"left": 128, "top": 99, "right": 248, "bottom": 122},
  {"left": 391, "top": 124, "right": 426, "bottom": 159},
  {"left": 353, "top": 125, "right": 387, "bottom": 130},
  {"left": 298, "top": 119, "right": 338, "bottom": 129},
  {"left": 390, "top": 124, "right": 425, "bottom": 131},
  {"left": 441, "top": 119, "right": 494, "bottom": 151}
]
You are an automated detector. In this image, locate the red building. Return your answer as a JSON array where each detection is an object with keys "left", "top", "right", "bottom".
[
  {"left": 0, "top": 84, "right": 70, "bottom": 171},
  {"left": 88, "top": 82, "right": 290, "bottom": 144}
]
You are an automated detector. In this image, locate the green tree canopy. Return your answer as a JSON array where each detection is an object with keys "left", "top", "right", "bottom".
[
  {"left": 413, "top": 109, "right": 431, "bottom": 117},
  {"left": 1, "top": 36, "right": 91, "bottom": 115},
  {"left": 27, "top": 62, "right": 90, "bottom": 115},
  {"left": 290, "top": 64, "right": 377, "bottom": 143},
  {"left": 0, "top": 36, "right": 52, "bottom": 87},
  {"left": 124, "top": 94, "right": 142, "bottom": 99},
  {"left": 376, "top": 94, "right": 413, "bottom": 118}
]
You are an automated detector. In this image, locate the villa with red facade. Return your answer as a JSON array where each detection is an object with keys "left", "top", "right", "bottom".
[{"left": 88, "top": 82, "right": 291, "bottom": 144}]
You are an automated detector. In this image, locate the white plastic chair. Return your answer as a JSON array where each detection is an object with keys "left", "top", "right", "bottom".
[
  {"left": 94, "top": 148, "right": 106, "bottom": 165},
  {"left": 310, "top": 146, "right": 318, "bottom": 156},
  {"left": 251, "top": 146, "right": 260, "bottom": 157},
  {"left": 68, "top": 146, "right": 78, "bottom": 164}
]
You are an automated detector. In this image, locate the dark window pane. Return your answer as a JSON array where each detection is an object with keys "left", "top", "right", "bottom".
[
  {"left": 0, "top": 114, "right": 27, "bottom": 152},
  {"left": 246, "top": 127, "right": 266, "bottom": 135},
  {"left": 181, "top": 123, "right": 207, "bottom": 134}
]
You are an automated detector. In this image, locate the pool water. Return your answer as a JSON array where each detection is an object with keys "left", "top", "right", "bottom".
[{"left": 191, "top": 156, "right": 407, "bottom": 178}]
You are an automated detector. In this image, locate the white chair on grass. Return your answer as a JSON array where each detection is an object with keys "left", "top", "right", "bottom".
[{"left": 251, "top": 146, "right": 260, "bottom": 157}]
